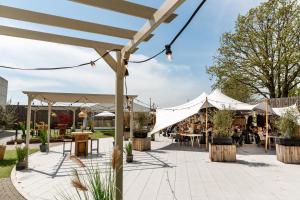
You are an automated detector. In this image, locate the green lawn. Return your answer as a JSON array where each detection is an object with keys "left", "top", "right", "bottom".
[
  {"left": 90, "top": 130, "right": 115, "bottom": 139},
  {"left": 0, "top": 148, "right": 38, "bottom": 178}
]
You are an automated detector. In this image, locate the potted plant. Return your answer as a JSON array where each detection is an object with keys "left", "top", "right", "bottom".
[
  {"left": 124, "top": 142, "right": 133, "bottom": 163},
  {"left": 19, "top": 122, "right": 26, "bottom": 139},
  {"left": 39, "top": 129, "right": 48, "bottom": 152},
  {"left": 132, "top": 113, "right": 151, "bottom": 151},
  {"left": 209, "top": 110, "right": 236, "bottom": 162},
  {"left": 16, "top": 144, "right": 28, "bottom": 170},
  {"left": 275, "top": 109, "right": 300, "bottom": 163},
  {"left": 0, "top": 143, "right": 6, "bottom": 160}
]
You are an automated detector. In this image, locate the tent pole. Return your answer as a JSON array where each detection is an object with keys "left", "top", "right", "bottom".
[
  {"left": 25, "top": 95, "right": 33, "bottom": 169},
  {"left": 265, "top": 98, "right": 269, "bottom": 152},
  {"left": 205, "top": 97, "right": 208, "bottom": 151},
  {"left": 115, "top": 51, "right": 124, "bottom": 200},
  {"left": 130, "top": 98, "right": 134, "bottom": 141},
  {"left": 47, "top": 103, "right": 52, "bottom": 153}
]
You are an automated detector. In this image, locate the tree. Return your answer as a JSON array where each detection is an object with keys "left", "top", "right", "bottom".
[
  {"left": 217, "top": 77, "right": 253, "bottom": 102},
  {"left": 208, "top": 0, "right": 300, "bottom": 98},
  {"left": 0, "top": 105, "right": 17, "bottom": 128}
]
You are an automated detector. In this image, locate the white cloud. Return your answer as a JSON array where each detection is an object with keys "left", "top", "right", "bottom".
[{"left": 0, "top": 36, "right": 205, "bottom": 107}]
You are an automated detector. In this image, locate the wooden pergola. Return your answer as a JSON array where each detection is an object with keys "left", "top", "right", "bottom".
[{"left": 0, "top": 1, "right": 186, "bottom": 199}]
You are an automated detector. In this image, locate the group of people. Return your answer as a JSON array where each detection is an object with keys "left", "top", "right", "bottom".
[{"left": 162, "top": 114, "right": 275, "bottom": 147}]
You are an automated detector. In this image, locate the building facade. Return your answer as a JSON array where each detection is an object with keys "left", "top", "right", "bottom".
[{"left": 0, "top": 76, "right": 8, "bottom": 107}]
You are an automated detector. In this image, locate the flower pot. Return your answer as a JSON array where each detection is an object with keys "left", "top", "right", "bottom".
[
  {"left": 126, "top": 155, "right": 133, "bottom": 163},
  {"left": 209, "top": 143, "right": 236, "bottom": 162},
  {"left": 39, "top": 144, "right": 49, "bottom": 152},
  {"left": 0, "top": 145, "right": 6, "bottom": 160},
  {"left": 133, "top": 131, "right": 148, "bottom": 138},
  {"left": 211, "top": 137, "right": 233, "bottom": 145},
  {"left": 16, "top": 161, "right": 26, "bottom": 171},
  {"left": 275, "top": 137, "right": 300, "bottom": 146},
  {"left": 276, "top": 137, "right": 300, "bottom": 164}
]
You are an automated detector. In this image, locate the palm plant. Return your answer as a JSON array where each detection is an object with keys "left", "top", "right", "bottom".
[{"left": 16, "top": 144, "right": 28, "bottom": 162}]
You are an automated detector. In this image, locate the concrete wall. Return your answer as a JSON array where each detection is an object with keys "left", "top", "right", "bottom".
[{"left": 0, "top": 76, "right": 8, "bottom": 107}]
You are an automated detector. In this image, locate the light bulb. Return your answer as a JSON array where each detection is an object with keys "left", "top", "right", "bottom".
[
  {"left": 165, "top": 45, "right": 172, "bottom": 61},
  {"left": 167, "top": 53, "right": 172, "bottom": 61}
]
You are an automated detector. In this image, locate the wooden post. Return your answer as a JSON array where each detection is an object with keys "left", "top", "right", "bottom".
[
  {"left": 72, "top": 109, "right": 76, "bottom": 129},
  {"left": 25, "top": 95, "right": 33, "bottom": 169},
  {"left": 47, "top": 103, "right": 52, "bottom": 152},
  {"left": 265, "top": 98, "right": 269, "bottom": 152},
  {"left": 205, "top": 97, "right": 208, "bottom": 151},
  {"left": 115, "top": 51, "right": 124, "bottom": 200},
  {"left": 130, "top": 98, "right": 134, "bottom": 141}
]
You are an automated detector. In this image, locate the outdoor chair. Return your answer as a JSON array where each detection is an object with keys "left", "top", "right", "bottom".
[
  {"left": 63, "top": 138, "right": 72, "bottom": 156},
  {"left": 90, "top": 139, "right": 99, "bottom": 155}
]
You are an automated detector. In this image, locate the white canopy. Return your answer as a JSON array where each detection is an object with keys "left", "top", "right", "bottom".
[
  {"left": 151, "top": 90, "right": 256, "bottom": 134},
  {"left": 150, "top": 92, "right": 207, "bottom": 134},
  {"left": 94, "top": 111, "right": 115, "bottom": 117},
  {"left": 207, "top": 90, "right": 254, "bottom": 111}
]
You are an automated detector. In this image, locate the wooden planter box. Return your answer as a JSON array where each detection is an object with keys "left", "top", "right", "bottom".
[
  {"left": 209, "top": 143, "right": 236, "bottom": 162},
  {"left": 133, "top": 137, "right": 151, "bottom": 151},
  {"left": 276, "top": 144, "right": 300, "bottom": 164},
  {"left": 124, "top": 131, "right": 130, "bottom": 141},
  {"left": 0, "top": 145, "right": 6, "bottom": 160}
]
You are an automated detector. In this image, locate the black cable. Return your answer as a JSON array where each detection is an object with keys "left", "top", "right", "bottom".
[
  {"left": 169, "top": 0, "right": 207, "bottom": 46},
  {"left": 128, "top": 48, "right": 165, "bottom": 63},
  {"left": 128, "top": 0, "right": 207, "bottom": 63},
  {"left": 0, "top": 49, "right": 120, "bottom": 71}
]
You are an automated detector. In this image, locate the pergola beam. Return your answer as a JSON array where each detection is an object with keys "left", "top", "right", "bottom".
[
  {"left": 0, "top": 5, "right": 153, "bottom": 41},
  {"left": 122, "top": 0, "right": 185, "bottom": 55},
  {"left": 95, "top": 48, "right": 117, "bottom": 72},
  {"left": 70, "top": 0, "right": 177, "bottom": 23},
  {"left": 0, "top": 25, "right": 124, "bottom": 50}
]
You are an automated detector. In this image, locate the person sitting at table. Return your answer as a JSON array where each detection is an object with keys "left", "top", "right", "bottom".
[{"left": 232, "top": 127, "right": 240, "bottom": 144}]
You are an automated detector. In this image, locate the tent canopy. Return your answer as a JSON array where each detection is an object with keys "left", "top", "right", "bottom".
[
  {"left": 207, "top": 90, "right": 254, "bottom": 111},
  {"left": 150, "top": 92, "right": 207, "bottom": 134},
  {"left": 94, "top": 111, "right": 115, "bottom": 117},
  {"left": 151, "top": 90, "right": 261, "bottom": 134}
]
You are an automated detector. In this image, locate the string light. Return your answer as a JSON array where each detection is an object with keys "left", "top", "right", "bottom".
[{"left": 165, "top": 45, "right": 172, "bottom": 61}]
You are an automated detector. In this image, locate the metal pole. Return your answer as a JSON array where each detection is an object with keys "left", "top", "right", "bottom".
[
  {"left": 47, "top": 103, "right": 52, "bottom": 152},
  {"left": 205, "top": 97, "right": 208, "bottom": 151},
  {"left": 115, "top": 52, "right": 124, "bottom": 200},
  {"left": 25, "top": 95, "right": 32, "bottom": 169}
]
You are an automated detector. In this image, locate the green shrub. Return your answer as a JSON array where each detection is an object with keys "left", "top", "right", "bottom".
[
  {"left": 212, "top": 110, "right": 233, "bottom": 137},
  {"left": 124, "top": 142, "right": 132, "bottom": 156},
  {"left": 39, "top": 130, "right": 48, "bottom": 145},
  {"left": 15, "top": 144, "right": 28, "bottom": 162},
  {"left": 277, "top": 109, "right": 298, "bottom": 139}
]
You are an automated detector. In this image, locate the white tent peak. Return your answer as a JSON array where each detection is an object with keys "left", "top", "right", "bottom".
[
  {"left": 207, "top": 89, "right": 254, "bottom": 111},
  {"left": 94, "top": 111, "right": 115, "bottom": 117}
]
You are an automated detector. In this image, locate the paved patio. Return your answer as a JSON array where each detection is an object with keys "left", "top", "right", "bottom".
[{"left": 11, "top": 137, "right": 300, "bottom": 200}]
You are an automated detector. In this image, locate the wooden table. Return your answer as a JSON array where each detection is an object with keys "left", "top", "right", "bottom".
[
  {"left": 180, "top": 133, "right": 202, "bottom": 147},
  {"left": 72, "top": 132, "right": 92, "bottom": 157}
]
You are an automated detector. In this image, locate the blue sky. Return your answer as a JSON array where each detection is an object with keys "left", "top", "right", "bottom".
[{"left": 0, "top": 0, "right": 264, "bottom": 107}]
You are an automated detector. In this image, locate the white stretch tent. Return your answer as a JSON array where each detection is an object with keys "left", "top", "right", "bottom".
[
  {"left": 94, "top": 111, "right": 115, "bottom": 117},
  {"left": 151, "top": 89, "right": 257, "bottom": 134},
  {"left": 207, "top": 90, "right": 254, "bottom": 111},
  {"left": 150, "top": 92, "right": 207, "bottom": 134}
]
